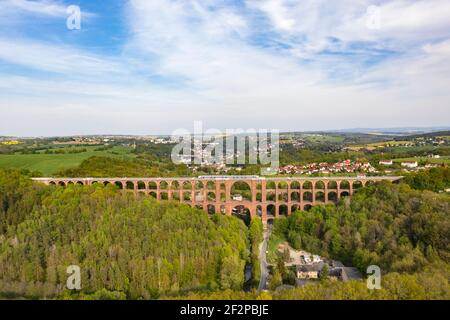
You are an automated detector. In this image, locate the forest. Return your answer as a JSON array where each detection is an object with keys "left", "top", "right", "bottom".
[
  {"left": 259, "top": 168, "right": 450, "bottom": 299},
  {"left": 172, "top": 266, "right": 449, "bottom": 300},
  {"left": 0, "top": 169, "right": 250, "bottom": 299},
  {"left": 0, "top": 168, "right": 449, "bottom": 299},
  {"left": 272, "top": 181, "right": 449, "bottom": 273}
]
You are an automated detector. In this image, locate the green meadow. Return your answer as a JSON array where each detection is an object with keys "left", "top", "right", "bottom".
[
  {"left": 302, "top": 134, "right": 345, "bottom": 143},
  {"left": 0, "top": 145, "right": 136, "bottom": 175},
  {"left": 393, "top": 156, "right": 450, "bottom": 165}
]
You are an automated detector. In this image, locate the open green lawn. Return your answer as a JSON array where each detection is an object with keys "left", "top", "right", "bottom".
[
  {"left": 0, "top": 146, "right": 136, "bottom": 175},
  {"left": 393, "top": 156, "right": 450, "bottom": 165}
]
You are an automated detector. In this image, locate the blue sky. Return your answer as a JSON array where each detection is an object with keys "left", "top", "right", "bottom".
[{"left": 1, "top": 0, "right": 450, "bottom": 136}]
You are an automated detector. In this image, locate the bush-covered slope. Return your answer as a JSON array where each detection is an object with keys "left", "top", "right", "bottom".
[
  {"left": 273, "top": 181, "right": 450, "bottom": 273},
  {"left": 0, "top": 169, "right": 249, "bottom": 299}
]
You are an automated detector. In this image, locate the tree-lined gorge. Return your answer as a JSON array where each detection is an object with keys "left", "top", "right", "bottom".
[{"left": 0, "top": 167, "right": 449, "bottom": 299}]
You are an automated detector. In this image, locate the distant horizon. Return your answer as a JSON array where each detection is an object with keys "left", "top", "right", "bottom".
[{"left": 2, "top": 125, "right": 450, "bottom": 138}]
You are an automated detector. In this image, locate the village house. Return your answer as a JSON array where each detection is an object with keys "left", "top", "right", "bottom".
[
  {"left": 326, "top": 268, "right": 349, "bottom": 282},
  {"left": 424, "top": 164, "right": 441, "bottom": 169},
  {"left": 379, "top": 160, "right": 393, "bottom": 165},
  {"left": 296, "top": 265, "right": 321, "bottom": 279},
  {"left": 401, "top": 160, "right": 418, "bottom": 168},
  {"left": 296, "top": 264, "right": 349, "bottom": 282},
  {"left": 278, "top": 160, "right": 377, "bottom": 175}
]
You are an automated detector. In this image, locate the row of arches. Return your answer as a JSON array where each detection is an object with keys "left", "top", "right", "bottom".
[
  {"left": 48, "top": 180, "right": 351, "bottom": 203},
  {"left": 50, "top": 180, "right": 222, "bottom": 190},
  {"left": 48, "top": 179, "right": 370, "bottom": 190},
  {"left": 49, "top": 180, "right": 373, "bottom": 191},
  {"left": 181, "top": 203, "right": 331, "bottom": 221},
  {"left": 101, "top": 189, "right": 350, "bottom": 203},
  {"left": 264, "top": 180, "right": 368, "bottom": 189}
]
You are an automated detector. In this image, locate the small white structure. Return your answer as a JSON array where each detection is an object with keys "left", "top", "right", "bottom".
[
  {"left": 401, "top": 161, "right": 418, "bottom": 168},
  {"left": 302, "top": 255, "right": 312, "bottom": 264},
  {"left": 232, "top": 194, "right": 243, "bottom": 201},
  {"left": 379, "top": 160, "right": 393, "bottom": 165}
]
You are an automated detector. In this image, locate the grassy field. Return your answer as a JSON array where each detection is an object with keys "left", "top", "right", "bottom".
[
  {"left": 346, "top": 140, "right": 411, "bottom": 151},
  {"left": 393, "top": 156, "right": 450, "bottom": 165},
  {"left": 302, "top": 134, "right": 344, "bottom": 143},
  {"left": 0, "top": 145, "right": 136, "bottom": 175}
]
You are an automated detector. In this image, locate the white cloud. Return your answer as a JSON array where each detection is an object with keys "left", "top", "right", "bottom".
[
  {"left": 0, "top": 0, "right": 95, "bottom": 18},
  {"left": 248, "top": 0, "right": 296, "bottom": 31},
  {"left": 0, "top": 38, "right": 125, "bottom": 76},
  {"left": 335, "top": 0, "right": 450, "bottom": 46},
  {"left": 247, "top": 0, "right": 450, "bottom": 52},
  {"left": 2, "top": 0, "right": 68, "bottom": 17}
]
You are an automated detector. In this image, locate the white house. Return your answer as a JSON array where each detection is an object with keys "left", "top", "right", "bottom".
[
  {"left": 401, "top": 161, "right": 418, "bottom": 168},
  {"left": 379, "top": 160, "right": 393, "bottom": 165},
  {"left": 296, "top": 265, "right": 320, "bottom": 279}
]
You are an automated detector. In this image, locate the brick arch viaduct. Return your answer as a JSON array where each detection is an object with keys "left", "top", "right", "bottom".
[{"left": 32, "top": 175, "right": 402, "bottom": 222}]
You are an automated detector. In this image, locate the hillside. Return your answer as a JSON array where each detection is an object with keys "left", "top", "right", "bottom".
[
  {"left": 0, "top": 169, "right": 249, "bottom": 299},
  {"left": 272, "top": 182, "right": 450, "bottom": 273},
  {"left": 1, "top": 168, "right": 449, "bottom": 300}
]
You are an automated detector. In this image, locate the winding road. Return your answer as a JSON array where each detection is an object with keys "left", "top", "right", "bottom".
[{"left": 257, "top": 224, "right": 271, "bottom": 292}]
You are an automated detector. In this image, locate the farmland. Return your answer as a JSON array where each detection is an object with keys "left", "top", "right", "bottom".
[
  {"left": 302, "top": 134, "right": 345, "bottom": 144},
  {"left": 393, "top": 156, "right": 450, "bottom": 165},
  {"left": 0, "top": 145, "right": 136, "bottom": 175}
]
